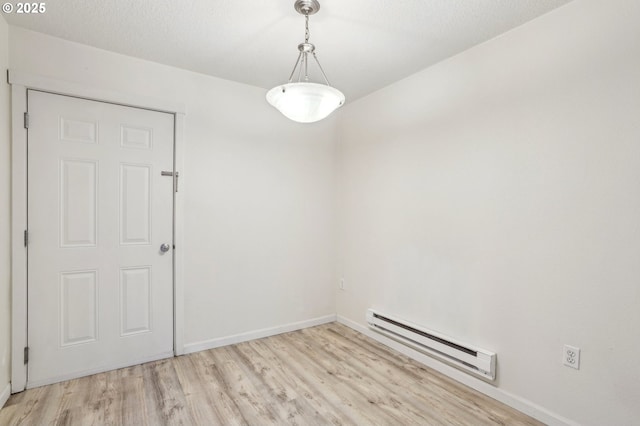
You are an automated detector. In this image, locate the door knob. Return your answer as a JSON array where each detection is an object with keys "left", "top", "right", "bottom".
[{"left": 160, "top": 243, "right": 171, "bottom": 253}]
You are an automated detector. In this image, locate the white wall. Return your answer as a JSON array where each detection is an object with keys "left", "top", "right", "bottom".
[
  {"left": 6, "top": 1, "right": 640, "bottom": 423},
  {"left": 336, "top": 1, "right": 640, "bottom": 425},
  {"left": 0, "top": 14, "right": 12, "bottom": 403},
  {"left": 8, "top": 27, "right": 337, "bottom": 351}
]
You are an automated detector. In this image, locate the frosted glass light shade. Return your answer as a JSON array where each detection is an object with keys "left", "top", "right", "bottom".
[{"left": 266, "top": 82, "right": 345, "bottom": 123}]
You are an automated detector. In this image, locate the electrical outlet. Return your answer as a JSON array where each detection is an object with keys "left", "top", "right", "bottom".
[
  {"left": 563, "top": 345, "right": 580, "bottom": 369},
  {"left": 339, "top": 278, "right": 345, "bottom": 290}
]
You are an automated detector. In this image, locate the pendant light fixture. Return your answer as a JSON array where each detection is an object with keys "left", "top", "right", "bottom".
[{"left": 266, "top": 0, "right": 345, "bottom": 123}]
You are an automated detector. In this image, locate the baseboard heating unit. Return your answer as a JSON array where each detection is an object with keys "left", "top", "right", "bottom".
[{"left": 366, "top": 309, "right": 496, "bottom": 380}]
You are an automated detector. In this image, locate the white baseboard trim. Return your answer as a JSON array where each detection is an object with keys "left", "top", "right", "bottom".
[
  {"left": 183, "top": 314, "right": 337, "bottom": 355},
  {"left": 1, "top": 382, "right": 12, "bottom": 409},
  {"left": 337, "top": 315, "right": 578, "bottom": 426}
]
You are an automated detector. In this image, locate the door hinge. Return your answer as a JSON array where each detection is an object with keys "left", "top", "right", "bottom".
[
  {"left": 161, "top": 171, "right": 180, "bottom": 192},
  {"left": 24, "top": 112, "right": 29, "bottom": 129},
  {"left": 24, "top": 230, "right": 28, "bottom": 247},
  {"left": 24, "top": 347, "right": 29, "bottom": 364}
]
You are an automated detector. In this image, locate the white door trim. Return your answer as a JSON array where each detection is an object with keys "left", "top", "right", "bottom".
[
  {"left": 10, "top": 83, "right": 28, "bottom": 393},
  {"left": 9, "top": 70, "right": 186, "bottom": 392},
  {"left": 8, "top": 71, "right": 186, "bottom": 115}
]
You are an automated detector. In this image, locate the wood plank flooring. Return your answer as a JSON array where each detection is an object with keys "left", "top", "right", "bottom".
[{"left": 0, "top": 323, "right": 543, "bottom": 425}]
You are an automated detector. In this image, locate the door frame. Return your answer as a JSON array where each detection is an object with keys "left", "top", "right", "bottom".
[{"left": 9, "top": 70, "right": 187, "bottom": 392}]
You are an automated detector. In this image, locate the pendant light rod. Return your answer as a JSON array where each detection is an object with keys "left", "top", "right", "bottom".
[
  {"left": 312, "top": 52, "right": 331, "bottom": 86},
  {"left": 288, "top": 52, "right": 303, "bottom": 82}
]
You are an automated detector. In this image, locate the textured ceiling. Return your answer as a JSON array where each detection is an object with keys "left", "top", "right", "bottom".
[{"left": 4, "top": 0, "right": 571, "bottom": 101}]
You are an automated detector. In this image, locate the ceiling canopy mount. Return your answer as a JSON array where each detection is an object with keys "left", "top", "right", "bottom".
[{"left": 294, "top": 0, "right": 320, "bottom": 16}]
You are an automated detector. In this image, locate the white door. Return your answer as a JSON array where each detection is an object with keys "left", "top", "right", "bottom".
[{"left": 27, "top": 90, "right": 175, "bottom": 387}]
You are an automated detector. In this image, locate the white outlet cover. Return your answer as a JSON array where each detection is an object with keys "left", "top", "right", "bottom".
[{"left": 563, "top": 345, "right": 580, "bottom": 369}]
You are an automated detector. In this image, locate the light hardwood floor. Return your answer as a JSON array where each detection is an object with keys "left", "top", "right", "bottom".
[{"left": 0, "top": 323, "right": 542, "bottom": 425}]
